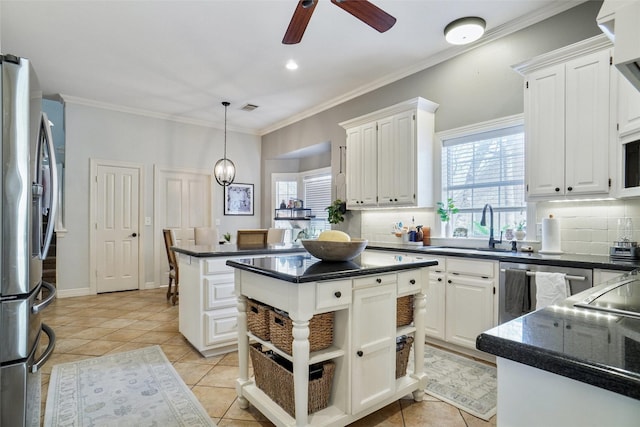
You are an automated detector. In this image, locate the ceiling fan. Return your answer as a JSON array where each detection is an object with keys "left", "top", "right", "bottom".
[{"left": 282, "top": 0, "right": 397, "bottom": 44}]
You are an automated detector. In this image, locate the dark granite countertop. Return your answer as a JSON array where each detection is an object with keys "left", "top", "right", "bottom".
[
  {"left": 476, "top": 271, "right": 640, "bottom": 400},
  {"left": 172, "top": 243, "right": 306, "bottom": 258},
  {"left": 226, "top": 250, "right": 438, "bottom": 283},
  {"left": 173, "top": 241, "right": 640, "bottom": 271},
  {"left": 366, "top": 244, "right": 640, "bottom": 271}
]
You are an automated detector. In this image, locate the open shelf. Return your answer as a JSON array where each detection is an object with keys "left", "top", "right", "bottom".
[{"left": 248, "top": 332, "right": 345, "bottom": 365}]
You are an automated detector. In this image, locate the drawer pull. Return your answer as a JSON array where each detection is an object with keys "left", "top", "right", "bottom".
[
  {"left": 409, "top": 279, "right": 416, "bottom": 285},
  {"left": 334, "top": 291, "right": 342, "bottom": 298},
  {"left": 357, "top": 350, "right": 364, "bottom": 357},
  {"left": 376, "top": 278, "right": 382, "bottom": 284}
]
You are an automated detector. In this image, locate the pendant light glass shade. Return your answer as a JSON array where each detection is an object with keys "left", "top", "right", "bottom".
[{"left": 214, "top": 101, "right": 236, "bottom": 186}]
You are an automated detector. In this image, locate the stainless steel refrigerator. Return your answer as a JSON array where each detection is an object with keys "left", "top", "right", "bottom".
[{"left": 1, "top": 54, "right": 58, "bottom": 426}]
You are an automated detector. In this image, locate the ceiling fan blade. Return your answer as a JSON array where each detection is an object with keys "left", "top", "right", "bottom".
[
  {"left": 330, "top": 0, "right": 396, "bottom": 33},
  {"left": 282, "top": 0, "right": 318, "bottom": 44}
]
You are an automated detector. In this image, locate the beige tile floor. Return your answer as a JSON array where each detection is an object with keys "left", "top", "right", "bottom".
[{"left": 40, "top": 287, "right": 497, "bottom": 426}]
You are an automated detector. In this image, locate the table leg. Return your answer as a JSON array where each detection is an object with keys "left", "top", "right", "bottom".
[
  {"left": 292, "top": 318, "right": 310, "bottom": 426},
  {"left": 412, "top": 291, "right": 427, "bottom": 401},
  {"left": 236, "top": 294, "right": 250, "bottom": 409}
]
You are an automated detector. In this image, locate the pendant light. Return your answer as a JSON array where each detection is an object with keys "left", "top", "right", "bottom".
[{"left": 214, "top": 101, "right": 236, "bottom": 186}]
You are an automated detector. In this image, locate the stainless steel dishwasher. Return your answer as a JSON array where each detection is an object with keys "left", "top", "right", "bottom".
[{"left": 499, "top": 262, "right": 593, "bottom": 324}]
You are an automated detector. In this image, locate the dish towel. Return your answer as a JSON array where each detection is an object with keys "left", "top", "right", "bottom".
[
  {"left": 504, "top": 269, "right": 530, "bottom": 316},
  {"left": 535, "top": 272, "right": 569, "bottom": 309}
]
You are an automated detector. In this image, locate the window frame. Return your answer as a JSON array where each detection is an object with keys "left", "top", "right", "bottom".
[{"left": 435, "top": 114, "right": 527, "bottom": 239}]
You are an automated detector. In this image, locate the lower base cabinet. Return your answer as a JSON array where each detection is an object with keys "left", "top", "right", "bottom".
[
  {"left": 233, "top": 267, "right": 428, "bottom": 426},
  {"left": 426, "top": 256, "right": 498, "bottom": 351}
]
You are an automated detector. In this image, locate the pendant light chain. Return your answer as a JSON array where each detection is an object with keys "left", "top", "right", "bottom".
[{"left": 214, "top": 101, "right": 236, "bottom": 186}]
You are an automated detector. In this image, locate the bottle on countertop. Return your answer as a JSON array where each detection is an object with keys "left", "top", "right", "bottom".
[
  {"left": 422, "top": 227, "right": 431, "bottom": 246},
  {"left": 416, "top": 225, "right": 424, "bottom": 244}
]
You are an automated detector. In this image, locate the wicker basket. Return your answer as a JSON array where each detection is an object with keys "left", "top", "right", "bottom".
[
  {"left": 249, "top": 344, "right": 335, "bottom": 417},
  {"left": 247, "top": 299, "right": 271, "bottom": 340},
  {"left": 395, "top": 336, "right": 414, "bottom": 379},
  {"left": 269, "top": 310, "right": 334, "bottom": 355},
  {"left": 396, "top": 295, "right": 414, "bottom": 327}
]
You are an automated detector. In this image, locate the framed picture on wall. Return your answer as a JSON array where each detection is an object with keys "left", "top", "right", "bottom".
[{"left": 224, "top": 183, "right": 254, "bottom": 216}]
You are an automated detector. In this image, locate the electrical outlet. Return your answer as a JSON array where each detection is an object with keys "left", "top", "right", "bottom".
[
  {"left": 144, "top": 217, "right": 152, "bottom": 226},
  {"left": 536, "top": 223, "right": 542, "bottom": 240}
]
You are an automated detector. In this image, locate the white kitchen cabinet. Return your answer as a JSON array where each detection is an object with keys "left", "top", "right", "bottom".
[
  {"left": 178, "top": 254, "right": 244, "bottom": 356},
  {"left": 424, "top": 256, "right": 497, "bottom": 351},
  {"left": 345, "top": 122, "right": 377, "bottom": 208},
  {"left": 617, "top": 72, "right": 640, "bottom": 136},
  {"left": 341, "top": 97, "right": 438, "bottom": 209},
  {"left": 515, "top": 36, "right": 613, "bottom": 200},
  {"left": 352, "top": 281, "right": 396, "bottom": 413},
  {"left": 425, "top": 257, "right": 446, "bottom": 340},
  {"left": 233, "top": 265, "right": 429, "bottom": 426}
]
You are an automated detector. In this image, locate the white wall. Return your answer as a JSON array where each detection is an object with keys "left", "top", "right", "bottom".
[{"left": 57, "top": 100, "right": 261, "bottom": 295}]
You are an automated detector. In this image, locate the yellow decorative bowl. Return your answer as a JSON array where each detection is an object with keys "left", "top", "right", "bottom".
[{"left": 301, "top": 238, "right": 368, "bottom": 262}]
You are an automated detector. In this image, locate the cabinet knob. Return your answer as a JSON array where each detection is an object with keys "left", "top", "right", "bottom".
[
  {"left": 553, "top": 322, "right": 559, "bottom": 327},
  {"left": 447, "top": 279, "right": 452, "bottom": 284},
  {"left": 357, "top": 350, "right": 364, "bottom": 357},
  {"left": 566, "top": 324, "right": 572, "bottom": 330},
  {"left": 555, "top": 187, "right": 560, "bottom": 192},
  {"left": 567, "top": 186, "right": 573, "bottom": 192},
  {"left": 376, "top": 278, "right": 382, "bottom": 284},
  {"left": 334, "top": 291, "right": 342, "bottom": 298},
  {"left": 409, "top": 279, "right": 416, "bottom": 285},
  {"left": 437, "top": 278, "right": 442, "bottom": 282},
  {"left": 389, "top": 198, "right": 393, "bottom": 202}
]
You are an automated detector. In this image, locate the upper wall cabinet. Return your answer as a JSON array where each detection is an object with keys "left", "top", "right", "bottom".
[
  {"left": 340, "top": 97, "right": 439, "bottom": 210},
  {"left": 513, "top": 35, "right": 614, "bottom": 200}
]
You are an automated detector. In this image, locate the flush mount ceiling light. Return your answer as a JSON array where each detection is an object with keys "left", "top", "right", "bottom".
[
  {"left": 213, "top": 101, "right": 236, "bottom": 187},
  {"left": 444, "top": 16, "right": 486, "bottom": 45}
]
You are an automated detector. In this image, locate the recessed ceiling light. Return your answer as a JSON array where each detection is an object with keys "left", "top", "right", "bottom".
[
  {"left": 285, "top": 59, "right": 298, "bottom": 70},
  {"left": 444, "top": 17, "right": 486, "bottom": 45}
]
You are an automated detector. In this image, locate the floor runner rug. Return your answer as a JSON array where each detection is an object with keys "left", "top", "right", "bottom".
[
  {"left": 410, "top": 344, "right": 497, "bottom": 421},
  {"left": 44, "top": 345, "right": 215, "bottom": 427}
]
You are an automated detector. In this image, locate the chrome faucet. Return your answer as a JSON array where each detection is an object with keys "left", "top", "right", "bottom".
[{"left": 480, "top": 203, "right": 502, "bottom": 249}]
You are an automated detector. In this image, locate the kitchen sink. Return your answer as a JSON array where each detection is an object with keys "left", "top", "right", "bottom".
[{"left": 423, "top": 246, "right": 514, "bottom": 255}]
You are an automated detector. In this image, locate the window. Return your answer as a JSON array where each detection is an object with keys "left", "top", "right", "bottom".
[
  {"left": 303, "top": 172, "right": 332, "bottom": 233},
  {"left": 440, "top": 118, "right": 525, "bottom": 238},
  {"left": 272, "top": 168, "right": 332, "bottom": 236}
]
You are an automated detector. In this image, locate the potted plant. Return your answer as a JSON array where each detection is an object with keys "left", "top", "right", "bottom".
[
  {"left": 514, "top": 220, "right": 526, "bottom": 241},
  {"left": 326, "top": 199, "right": 347, "bottom": 224},
  {"left": 437, "top": 198, "right": 458, "bottom": 237}
]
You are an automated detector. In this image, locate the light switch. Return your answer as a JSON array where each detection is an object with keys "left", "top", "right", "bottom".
[
  {"left": 145, "top": 217, "right": 152, "bottom": 226},
  {"left": 215, "top": 218, "right": 221, "bottom": 226}
]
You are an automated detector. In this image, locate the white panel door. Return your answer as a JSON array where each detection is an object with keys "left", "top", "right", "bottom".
[
  {"left": 155, "top": 167, "right": 212, "bottom": 286},
  {"left": 525, "top": 64, "right": 566, "bottom": 198},
  {"left": 95, "top": 164, "right": 140, "bottom": 293},
  {"left": 565, "top": 49, "right": 611, "bottom": 195},
  {"left": 352, "top": 283, "right": 396, "bottom": 413}
]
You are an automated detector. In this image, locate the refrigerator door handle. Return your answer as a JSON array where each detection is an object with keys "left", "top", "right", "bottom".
[
  {"left": 39, "top": 112, "right": 58, "bottom": 260},
  {"left": 32, "top": 323, "right": 56, "bottom": 373},
  {"left": 32, "top": 281, "right": 57, "bottom": 314}
]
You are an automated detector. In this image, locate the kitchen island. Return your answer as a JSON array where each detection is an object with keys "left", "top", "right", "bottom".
[
  {"left": 172, "top": 243, "right": 306, "bottom": 356},
  {"left": 227, "top": 250, "right": 438, "bottom": 427},
  {"left": 476, "top": 271, "right": 640, "bottom": 427}
]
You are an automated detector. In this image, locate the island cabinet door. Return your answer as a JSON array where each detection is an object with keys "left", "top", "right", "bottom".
[{"left": 351, "top": 283, "right": 396, "bottom": 414}]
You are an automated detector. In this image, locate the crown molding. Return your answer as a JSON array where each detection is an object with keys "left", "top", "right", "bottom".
[{"left": 59, "top": 94, "right": 259, "bottom": 135}]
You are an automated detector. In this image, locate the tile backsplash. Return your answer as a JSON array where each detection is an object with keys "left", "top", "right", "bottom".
[{"left": 356, "top": 199, "right": 640, "bottom": 256}]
